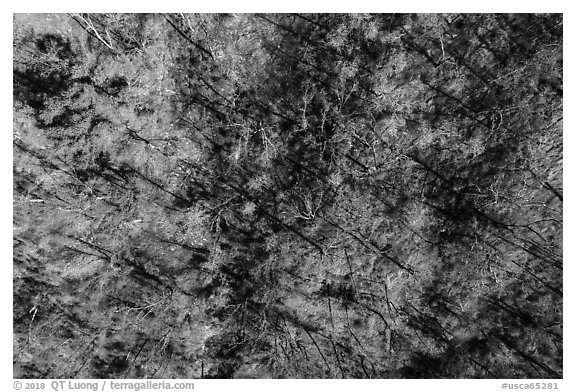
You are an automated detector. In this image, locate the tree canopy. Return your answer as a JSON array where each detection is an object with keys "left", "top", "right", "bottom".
[{"left": 13, "top": 13, "right": 562, "bottom": 379}]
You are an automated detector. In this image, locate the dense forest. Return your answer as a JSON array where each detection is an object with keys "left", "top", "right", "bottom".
[{"left": 13, "top": 13, "right": 562, "bottom": 379}]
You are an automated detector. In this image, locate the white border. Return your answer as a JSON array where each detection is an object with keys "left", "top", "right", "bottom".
[{"left": 4, "top": 4, "right": 571, "bottom": 390}]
